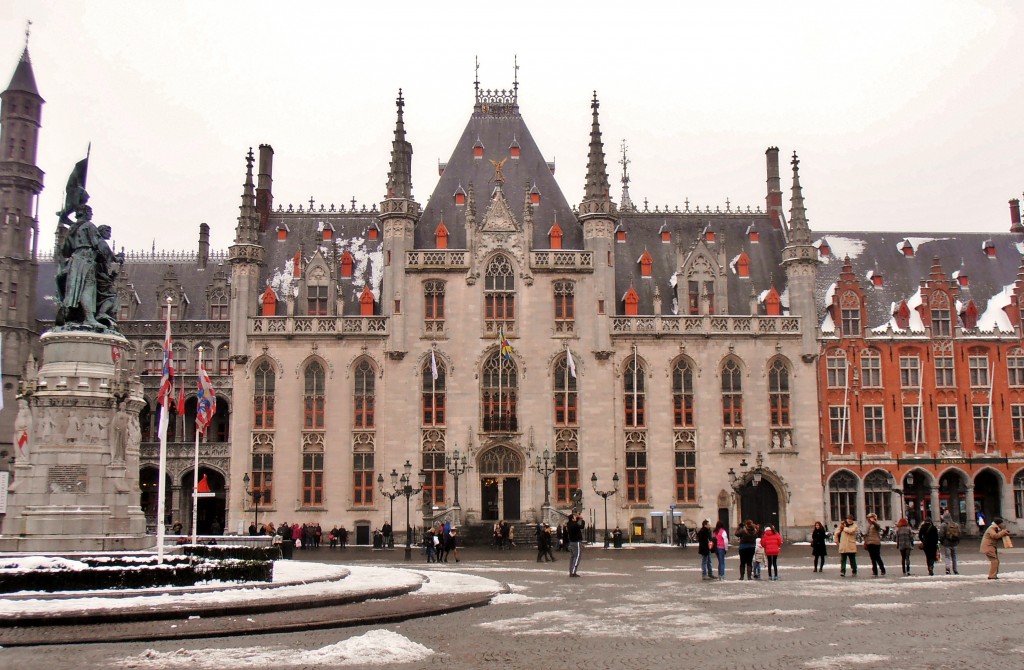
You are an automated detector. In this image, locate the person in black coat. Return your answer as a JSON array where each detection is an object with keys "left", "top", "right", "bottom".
[
  {"left": 811, "top": 521, "right": 828, "bottom": 572},
  {"left": 918, "top": 518, "right": 940, "bottom": 576},
  {"left": 696, "top": 519, "right": 714, "bottom": 580}
]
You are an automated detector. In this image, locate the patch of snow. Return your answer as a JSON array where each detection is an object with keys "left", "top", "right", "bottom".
[
  {"left": 805, "top": 654, "right": 889, "bottom": 669},
  {"left": 344, "top": 236, "right": 384, "bottom": 303},
  {"left": 825, "top": 236, "right": 866, "bottom": 261},
  {"left": 851, "top": 602, "right": 912, "bottom": 610},
  {"left": 821, "top": 311, "right": 835, "bottom": 333},
  {"left": 975, "top": 282, "right": 1015, "bottom": 333},
  {"left": 125, "top": 630, "right": 433, "bottom": 668},
  {"left": 267, "top": 257, "right": 296, "bottom": 298}
]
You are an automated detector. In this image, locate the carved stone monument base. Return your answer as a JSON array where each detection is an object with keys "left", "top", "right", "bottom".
[{"left": 0, "top": 331, "right": 150, "bottom": 552}]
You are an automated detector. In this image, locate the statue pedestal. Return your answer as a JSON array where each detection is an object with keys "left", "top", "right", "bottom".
[{"left": 0, "top": 331, "right": 150, "bottom": 552}]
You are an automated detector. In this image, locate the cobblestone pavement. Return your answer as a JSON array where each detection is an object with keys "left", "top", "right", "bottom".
[{"left": 3, "top": 544, "right": 1024, "bottom": 669}]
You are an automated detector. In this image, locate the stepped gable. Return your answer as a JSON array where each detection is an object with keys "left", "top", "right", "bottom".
[
  {"left": 614, "top": 211, "right": 786, "bottom": 315},
  {"left": 813, "top": 232, "right": 1024, "bottom": 332},
  {"left": 259, "top": 208, "right": 383, "bottom": 316},
  {"left": 33, "top": 251, "right": 228, "bottom": 323},
  {"left": 416, "top": 93, "right": 579, "bottom": 251}
]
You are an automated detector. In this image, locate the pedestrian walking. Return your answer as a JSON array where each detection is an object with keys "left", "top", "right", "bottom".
[
  {"left": 918, "top": 517, "right": 940, "bottom": 576},
  {"left": 864, "top": 513, "right": 886, "bottom": 577},
  {"left": 939, "top": 510, "right": 960, "bottom": 575},
  {"left": 980, "top": 517, "right": 1012, "bottom": 579},
  {"left": 736, "top": 520, "right": 758, "bottom": 581},
  {"left": 536, "top": 522, "right": 554, "bottom": 562},
  {"left": 567, "top": 512, "right": 585, "bottom": 577},
  {"left": 447, "top": 528, "right": 461, "bottom": 563},
  {"left": 697, "top": 519, "right": 714, "bottom": 580},
  {"left": 836, "top": 514, "right": 859, "bottom": 577},
  {"left": 811, "top": 521, "right": 828, "bottom": 572},
  {"left": 713, "top": 520, "right": 729, "bottom": 580},
  {"left": 761, "top": 525, "right": 783, "bottom": 581},
  {"left": 895, "top": 517, "right": 914, "bottom": 575}
]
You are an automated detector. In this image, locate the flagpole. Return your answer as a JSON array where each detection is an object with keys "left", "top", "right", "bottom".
[
  {"left": 839, "top": 356, "right": 849, "bottom": 455},
  {"left": 985, "top": 361, "right": 995, "bottom": 454},
  {"left": 498, "top": 327, "right": 503, "bottom": 431},
  {"left": 564, "top": 341, "right": 569, "bottom": 425},
  {"left": 632, "top": 344, "right": 638, "bottom": 427},
  {"left": 155, "top": 297, "right": 171, "bottom": 562},
  {"left": 191, "top": 346, "right": 203, "bottom": 545}
]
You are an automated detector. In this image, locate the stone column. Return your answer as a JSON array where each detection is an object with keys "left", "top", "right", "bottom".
[
  {"left": 965, "top": 486, "right": 977, "bottom": 536},
  {"left": 856, "top": 477, "right": 866, "bottom": 523},
  {"left": 930, "top": 485, "right": 942, "bottom": 523}
]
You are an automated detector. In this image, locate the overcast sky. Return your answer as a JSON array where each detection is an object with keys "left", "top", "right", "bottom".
[{"left": 2, "top": 1, "right": 1022, "bottom": 255}]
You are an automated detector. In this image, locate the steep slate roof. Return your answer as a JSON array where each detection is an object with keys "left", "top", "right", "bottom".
[
  {"left": 614, "top": 212, "right": 787, "bottom": 315},
  {"left": 6, "top": 48, "right": 39, "bottom": 97},
  {"left": 258, "top": 209, "right": 383, "bottom": 316},
  {"left": 416, "top": 107, "right": 580, "bottom": 251},
  {"left": 813, "top": 232, "right": 1024, "bottom": 332}
]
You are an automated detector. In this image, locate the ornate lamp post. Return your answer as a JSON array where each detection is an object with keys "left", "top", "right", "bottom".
[
  {"left": 386, "top": 460, "right": 425, "bottom": 561},
  {"left": 378, "top": 470, "right": 401, "bottom": 546},
  {"left": 241, "top": 473, "right": 264, "bottom": 533},
  {"left": 591, "top": 471, "right": 620, "bottom": 548},
  {"left": 533, "top": 448, "right": 555, "bottom": 510},
  {"left": 445, "top": 448, "right": 469, "bottom": 509}
]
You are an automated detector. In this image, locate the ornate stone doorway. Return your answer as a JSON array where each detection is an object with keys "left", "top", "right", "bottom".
[
  {"left": 738, "top": 480, "right": 781, "bottom": 531},
  {"left": 478, "top": 445, "right": 523, "bottom": 521}
]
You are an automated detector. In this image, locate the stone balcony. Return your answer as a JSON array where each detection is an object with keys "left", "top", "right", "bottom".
[
  {"left": 406, "top": 250, "right": 469, "bottom": 270},
  {"left": 530, "top": 250, "right": 594, "bottom": 272},
  {"left": 249, "top": 316, "right": 388, "bottom": 337},
  {"left": 611, "top": 315, "right": 801, "bottom": 336}
]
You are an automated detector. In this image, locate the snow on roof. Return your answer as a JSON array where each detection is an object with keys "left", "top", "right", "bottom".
[
  {"left": 822, "top": 236, "right": 866, "bottom": 264},
  {"left": 872, "top": 287, "right": 926, "bottom": 333},
  {"left": 268, "top": 257, "right": 297, "bottom": 298},
  {"left": 346, "top": 236, "right": 384, "bottom": 303},
  {"left": 976, "top": 282, "right": 1015, "bottom": 333},
  {"left": 821, "top": 310, "right": 835, "bottom": 333}
]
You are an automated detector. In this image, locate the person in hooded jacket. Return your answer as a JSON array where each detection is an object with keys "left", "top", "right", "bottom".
[
  {"left": 895, "top": 517, "right": 914, "bottom": 575},
  {"left": 735, "top": 520, "right": 758, "bottom": 581},
  {"left": 760, "top": 525, "right": 783, "bottom": 581},
  {"left": 696, "top": 519, "right": 714, "bottom": 580},
  {"left": 918, "top": 518, "right": 940, "bottom": 576},
  {"left": 811, "top": 521, "right": 828, "bottom": 572},
  {"left": 864, "top": 512, "right": 886, "bottom": 577}
]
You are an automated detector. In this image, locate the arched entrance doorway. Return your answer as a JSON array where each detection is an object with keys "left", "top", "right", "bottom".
[
  {"left": 479, "top": 445, "right": 523, "bottom": 521},
  {"left": 139, "top": 466, "right": 172, "bottom": 533},
  {"left": 939, "top": 469, "right": 968, "bottom": 526},
  {"left": 180, "top": 467, "right": 227, "bottom": 535},
  {"left": 738, "top": 480, "right": 781, "bottom": 531},
  {"left": 974, "top": 469, "right": 1002, "bottom": 525},
  {"left": 901, "top": 469, "right": 932, "bottom": 528}
]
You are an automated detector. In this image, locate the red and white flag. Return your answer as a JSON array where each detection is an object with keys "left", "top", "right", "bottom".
[
  {"left": 16, "top": 430, "right": 28, "bottom": 454},
  {"left": 157, "top": 314, "right": 174, "bottom": 441},
  {"left": 196, "top": 363, "right": 217, "bottom": 435},
  {"left": 177, "top": 383, "right": 186, "bottom": 417}
]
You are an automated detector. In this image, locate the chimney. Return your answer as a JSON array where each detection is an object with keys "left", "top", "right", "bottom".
[
  {"left": 765, "top": 147, "right": 782, "bottom": 229},
  {"left": 1010, "top": 198, "right": 1023, "bottom": 233},
  {"left": 257, "top": 144, "right": 275, "bottom": 232},
  {"left": 198, "top": 222, "right": 210, "bottom": 269}
]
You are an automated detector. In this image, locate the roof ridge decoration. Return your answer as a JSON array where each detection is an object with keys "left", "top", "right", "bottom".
[
  {"left": 385, "top": 88, "right": 413, "bottom": 200},
  {"left": 579, "top": 91, "right": 616, "bottom": 219},
  {"left": 788, "top": 152, "right": 811, "bottom": 245},
  {"left": 6, "top": 20, "right": 40, "bottom": 96},
  {"left": 474, "top": 56, "right": 519, "bottom": 117},
  {"left": 232, "top": 148, "right": 259, "bottom": 246}
]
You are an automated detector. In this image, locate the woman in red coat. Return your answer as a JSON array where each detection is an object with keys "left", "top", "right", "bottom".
[{"left": 760, "top": 525, "right": 784, "bottom": 581}]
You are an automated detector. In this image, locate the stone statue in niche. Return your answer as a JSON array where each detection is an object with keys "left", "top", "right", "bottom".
[
  {"left": 111, "top": 402, "right": 130, "bottom": 463},
  {"left": 13, "top": 398, "right": 31, "bottom": 458}
]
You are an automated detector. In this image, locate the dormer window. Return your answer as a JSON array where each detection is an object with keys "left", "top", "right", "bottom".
[
  {"left": 895, "top": 300, "right": 911, "bottom": 330},
  {"left": 323, "top": 228, "right": 333, "bottom": 241},
  {"left": 530, "top": 184, "right": 540, "bottom": 205},
  {"left": 955, "top": 271, "right": 969, "bottom": 287},
  {"left": 764, "top": 286, "right": 781, "bottom": 315},
  {"left": 454, "top": 184, "right": 467, "bottom": 206},
  {"left": 509, "top": 136, "right": 521, "bottom": 159},
  {"left": 615, "top": 227, "right": 626, "bottom": 243},
  {"left": 261, "top": 287, "right": 277, "bottom": 316},
  {"left": 983, "top": 240, "right": 996, "bottom": 258},
  {"left": 435, "top": 221, "right": 449, "bottom": 250},
  {"left": 473, "top": 137, "right": 484, "bottom": 159},
  {"left": 704, "top": 228, "right": 716, "bottom": 243},
  {"left": 901, "top": 240, "right": 914, "bottom": 257},
  {"left": 660, "top": 226, "right": 671, "bottom": 243},
  {"left": 367, "top": 226, "right": 379, "bottom": 240},
  {"left": 549, "top": 222, "right": 563, "bottom": 250},
  {"left": 748, "top": 226, "right": 759, "bottom": 243},
  {"left": 639, "top": 250, "right": 653, "bottom": 277},
  {"left": 868, "top": 271, "right": 883, "bottom": 288},
  {"left": 293, "top": 251, "right": 302, "bottom": 277},
  {"left": 340, "top": 250, "right": 354, "bottom": 278},
  {"left": 359, "top": 285, "right": 375, "bottom": 316},
  {"left": 818, "top": 240, "right": 831, "bottom": 257},
  {"left": 624, "top": 287, "right": 639, "bottom": 316},
  {"left": 736, "top": 252, "right": 750, "bottom": 279},
  {"left": 962, "top": 300, "right": 979, "bottom": 329},
  {"left": 277, "top": 225, "right": 288, "bottom": 241}
]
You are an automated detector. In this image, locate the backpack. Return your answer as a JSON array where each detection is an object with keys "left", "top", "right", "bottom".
[{"left": 945, "top": 522, "right": 960, "bottom": 544}]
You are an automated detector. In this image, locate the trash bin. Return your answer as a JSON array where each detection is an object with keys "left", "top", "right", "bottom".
[
  {"left": 281, "top": 539, "right": 294, "bottom": 560},
  {"left": 373, "top": 532, "right": 384, "bottom": 549},
  {"left": 612, "top": 529, "right": 624, "bottom": 549}
]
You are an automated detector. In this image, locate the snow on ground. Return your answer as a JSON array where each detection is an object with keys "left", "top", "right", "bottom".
[
  {"left": 121, "top": 630, "right": 433, "bottom": 668},
  {"left": 804, "top": 653, "right": 889, "bottom": 669}
]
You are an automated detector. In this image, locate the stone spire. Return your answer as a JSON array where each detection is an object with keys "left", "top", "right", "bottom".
[
  {"left": 7, "top": 39, "right": 39, "bottom": 97},
  {"left": 233, "top": 148, "right": 259, "bottom": 245},
  {"left": 619, "top": 139, "right": 633, "bottom": 212},
  {"left": 788, "top": 152, "right": 811, "bottom": 245},
  {"left": 579, "top": 91, "right": 615, "bottom": 219},
  {"left": 385, "top": 89, "right": 413, "bottom": 200}
]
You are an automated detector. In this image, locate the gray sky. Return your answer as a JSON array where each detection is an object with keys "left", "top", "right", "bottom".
[{"left": 2, "top": 1, "right": 1022, "bottom": 255}]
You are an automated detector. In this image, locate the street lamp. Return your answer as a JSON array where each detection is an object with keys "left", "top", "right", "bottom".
[
  {"left": 533, "top": 448, "right": 555, "bottom": 509},
  {"left": 241, "top": 473, "right": 265, "bottom": 533},
  {"left": 591, "top": 471, "right": 620, "bottom": 548},
  {"left": 446, "top": 447, "right": 469, "bottom": 509},
  {"left": 378, "top": 470, "right": 401, "bottom": 548},
  {"left": 384, "top": 460, "right": 425, "bottom": 561}
]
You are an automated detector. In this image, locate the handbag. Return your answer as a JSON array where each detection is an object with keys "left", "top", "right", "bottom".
[{"left": 1003, "top": 535, "right": 1014, "bottom": 549}]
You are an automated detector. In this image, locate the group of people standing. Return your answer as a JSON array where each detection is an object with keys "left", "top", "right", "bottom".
[
  {"left": 424, "top": 523, "right": 459, "bottom": 563},
  {"left": 696, "top": 519, "right": 784, "bottom": 581}
]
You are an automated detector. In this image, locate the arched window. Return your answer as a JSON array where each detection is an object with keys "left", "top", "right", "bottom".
[
  {"left": 672, "top": 359, "right": 694, "bottom": 428},
  {"left": 354, "top": 360, "right": 375, "bottom": 428},
  {"left": 864, "top": 470, "right": 893, "bottom": 520},
  {"left": 553, "top": 280, "right": 575, "bottom": 333},
  {"left": 829, "top": 471, "right": 858, "bottom": 523},
  {"left": 217, "top": 343, "right": 233, "bottom": 376},
  {"left": 624, "top": 355, "right": 645, "bottom": 427},
  {"left": 254, "top": 361, "right": 275, "bottom": 429},
  {"left": 208, "top": 290, "right": 228, "bottom": 320},
  {"left": 826, "top": 350, "right": 848, "bottom": 388},
  {"left": 554, "top": 353, "right": 578, "bottom": 426},
  {"left": 484, "top": 254, "right": 515, "bottom": 336},
  {"left": 303, "top": 362, "right": 325, "bottom": 429},
  {"left": 721, "top": 359, "right": 743, "bottom": 427},
  {"left": 424, "top": 280, "right": 445, "bottom": 334},
  {"left": 422, "top": 355, "right": 446, "bottom": 426},
  {"left": 482, "top": 351, "right": 517, "bottom": 432},
  {"left": 840, "top": 291, "right": 861, "bottom": 337},
  {"left": 768, "top": 359, "right": 790, "bottom": 427},
  {"left": 1014, "top": 471, "right": 1024, "bottom": 518}
]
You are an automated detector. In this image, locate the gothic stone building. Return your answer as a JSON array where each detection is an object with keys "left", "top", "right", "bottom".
[{"left": 5, "top": 45, "right": 1023, "bottom": 542}]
